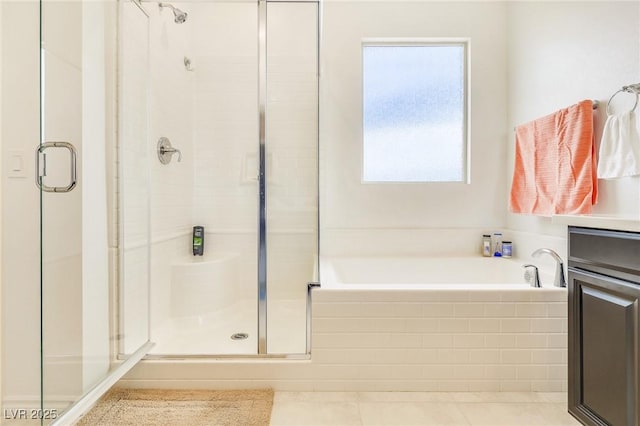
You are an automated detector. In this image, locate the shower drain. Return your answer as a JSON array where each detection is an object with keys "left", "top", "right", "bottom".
[{"left": 230, "top": 333, "right": 249, "bottom": 341}]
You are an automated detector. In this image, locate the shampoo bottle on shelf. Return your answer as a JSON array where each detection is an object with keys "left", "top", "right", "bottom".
[{"left": 193, "top": 226, "right": 204, "bottom": 256}]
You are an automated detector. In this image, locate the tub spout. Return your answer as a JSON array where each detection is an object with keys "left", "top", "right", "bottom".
[{"left": 532, "top": 248, "right": 566, "bottom": 288}]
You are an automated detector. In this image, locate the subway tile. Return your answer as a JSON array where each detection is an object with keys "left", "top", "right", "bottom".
[
  {"left": 437, "top": 381, "right": 469, "bottom": 392},
  {"left": 423, "top": 303, "right": 455, "bottom": 317},
  {"left": 517, "top": 366, "right": 547, "bottom": 380},
  {"left": 423, "top": 334, "right": 453, "bottom": 348},
  {"left": 371, "top": 349, "right": 408, "bottom": 364},
  {"left": 484, "top": 334, "right": 517, "bottom": 348},
  {"left": 390, "top": 333, "right": 423, "bottom": 348},
  {"left": 453, "top": 365, "right": 486, "bottom": 380},
  {"left": 529, "top": 290, "right": 566, "bottom": 302},
  {"left": 313, "top": 333, "right": 391, "bottom": 349},
  {"left": 438, "top": 319, "right": 470, "bottom": 333},
  {"left": 357, "top": 365, "right": 393, "bottom": 380},
  {"left": 501, "top": 318, "right": 531, "bottom": 332},
  {"left": 469, "top": 319, "right": 501, "bottom": 333},
  {"left": 312, "top": 303, "right": 361, "bottom": 318},
  {"left": 373, "top": 318, "right": 407, "bottom": 333},
  {"left": 360, "top": 303, "right": 397, "bottom": 317},
  {"left": 516, "top": 334, "right": 548, "bottom": 349},
  {"left": 547, "top": 334, "right": 568, "bottom": 348},
  {"left": 454, "top": 303, "right": 485, "bottom": 317},
  {"left": 391, "top": 364, "right": 422, "bottom": 379},
  {"left": 405, "top": 318, "right": 439, "bottom": 333},
  {"left": 484, "top": 365, "right": 517, "bottom": 379},
  {"left": 530, "top": 318, "right": 565, "bottom": 333},
  {"left": 501, "top": 349, "right": 532, "bottom": 364},
  {"left": 547, "top": 303, "right": 568, "bottom": 318},
  {"left": 423, "top": 365, "right": 455, "bottom": 380},
  {"left": 468, "top": 381, "right": 502, "bottom": 391},
  {"left": 392, "top": 303, "right": 423, "bottom": 318},
  {"left": 453, "top": 334, "right": 486, "bottom": 348},
  {"left": 548, "top": 365, "right": 567, "bottom": 380},
  {"left": 531, "top": 349, "right": 566, "bottom": 365},
  {"left": 437, "top": 349, "right": 470, "bottom": 364},
  {"left": 405, "top": 349, "right": 439, "bottom": 364},
  {"left": 516, "top": 303, "right": 548, "bottom": 317},
  {"left": 468, "top": 349, "right": 500, "bottom": 364}
]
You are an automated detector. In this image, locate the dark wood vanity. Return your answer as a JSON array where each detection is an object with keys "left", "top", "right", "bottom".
[{"left": 568, "top": 227, "right": 640, "bottom": 425}]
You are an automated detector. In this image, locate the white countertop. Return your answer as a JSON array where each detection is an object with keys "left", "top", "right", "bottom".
[{"left": 552, "top": 214, "right": 640, "bottom": 232}]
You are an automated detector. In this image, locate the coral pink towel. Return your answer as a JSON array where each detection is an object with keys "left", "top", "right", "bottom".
[{"left": 509, "top": 100, "right": 598, "bottom": 216}]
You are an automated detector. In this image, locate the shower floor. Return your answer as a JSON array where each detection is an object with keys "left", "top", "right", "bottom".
[{"left": 150, "top": 298, "right": 307, "bottom": 355}]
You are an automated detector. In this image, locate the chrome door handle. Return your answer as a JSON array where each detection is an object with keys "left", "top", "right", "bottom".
[{"left": 35, "top": 141, "right": 77, "bottom": 193}]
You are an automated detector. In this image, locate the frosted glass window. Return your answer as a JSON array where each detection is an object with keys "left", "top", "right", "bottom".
[{"left": 363, "top": 43, "right": 467, "bottom": 182}]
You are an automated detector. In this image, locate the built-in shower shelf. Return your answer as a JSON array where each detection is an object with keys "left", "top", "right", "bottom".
[{"left": 553, "top": 214, "right": 640, "bottom": 232}]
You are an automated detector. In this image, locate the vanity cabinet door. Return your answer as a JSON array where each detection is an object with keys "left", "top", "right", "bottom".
[{"left": 568, "top": 268, "right": 640, "bottom": 426}]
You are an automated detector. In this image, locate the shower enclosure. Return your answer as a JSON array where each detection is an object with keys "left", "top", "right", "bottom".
[
  {"left": 119, "top": 0, "right": 319, "bottom": 357},
  {"left": 2, "top": 0, "right": 317, "bottom": 423}
]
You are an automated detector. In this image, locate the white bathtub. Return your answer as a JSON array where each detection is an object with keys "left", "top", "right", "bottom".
[
  {"left": 321, "top": 256, "right": 554, "bottom": 289},
  {"left": 309, "top": 255, "right": 568, "bottom": 392}
]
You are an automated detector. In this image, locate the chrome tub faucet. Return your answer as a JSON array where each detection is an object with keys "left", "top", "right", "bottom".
[{"left": 532, "top": 248, "right": 566, "bottom": 288}]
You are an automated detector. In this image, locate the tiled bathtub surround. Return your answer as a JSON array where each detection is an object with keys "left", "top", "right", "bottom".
[
  {"left": 312, "top": 289, "right": 567, "bottom": 392},
  {"left": 122, "top": 287, "right": 567, "bottom": 391}
]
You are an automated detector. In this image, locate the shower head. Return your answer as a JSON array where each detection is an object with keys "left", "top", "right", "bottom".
[{"left": 159, "top": 2, "right": 187, "bottom": 24}]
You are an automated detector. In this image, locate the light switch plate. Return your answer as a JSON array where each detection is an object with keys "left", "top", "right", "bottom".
[{"left": 7, "top": 150, "right": 27, "bottom": 178}]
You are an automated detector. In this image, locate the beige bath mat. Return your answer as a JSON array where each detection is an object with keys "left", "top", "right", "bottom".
[{"left": 76, "top": 388, "right": 274, "bottom": 426}]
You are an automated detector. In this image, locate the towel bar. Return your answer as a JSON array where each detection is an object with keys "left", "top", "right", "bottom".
[{"left": 513, "top": 100, "right": 598, "bottom": 131}]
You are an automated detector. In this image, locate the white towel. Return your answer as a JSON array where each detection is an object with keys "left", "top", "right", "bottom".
[{"left": 597, "top": 111, "right": 640, "bottom": 179}]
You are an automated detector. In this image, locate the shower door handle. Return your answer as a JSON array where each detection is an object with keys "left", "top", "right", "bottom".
[{"left": 35, "top": 141, "right": 78, "bottom": 193}]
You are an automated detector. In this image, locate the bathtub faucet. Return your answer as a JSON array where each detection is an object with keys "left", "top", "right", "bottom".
[{"left": 532, "top": 248, "right": 566, "bottom": 288}]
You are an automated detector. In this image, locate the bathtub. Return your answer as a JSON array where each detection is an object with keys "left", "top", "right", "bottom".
[
  {"left": 321, "top": 256, "right": 555, "bottom": 289},
  {"left": 309, "top": 255, "right": 568, "bottom": 392}
]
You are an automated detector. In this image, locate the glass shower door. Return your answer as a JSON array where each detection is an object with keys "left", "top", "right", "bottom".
[{"left": 38, "top": 0, "right": 151, "bottom": 421}]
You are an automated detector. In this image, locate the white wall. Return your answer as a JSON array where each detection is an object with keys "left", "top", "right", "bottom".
[
  {"left": 190, "top": 1, "right": 259, "bottom": 308},
  {"left": 120, "top": 0, "right": 152, "bottom": 354},
  {"left": 145, "top": 1, "right": 195, "bottom": 338},
  {"left": 1, "top": 0, "right": 44, "bottom": 407},
  {"left": 506, "top": 1, "right": 640, "bottom": 240},
  {"left": 320, "top": 1, "right": 508, "bottom": 243}
]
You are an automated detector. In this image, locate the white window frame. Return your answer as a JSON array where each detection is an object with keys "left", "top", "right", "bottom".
[{"left": 361, "top": 38, "right": 470, "bottom": 184}]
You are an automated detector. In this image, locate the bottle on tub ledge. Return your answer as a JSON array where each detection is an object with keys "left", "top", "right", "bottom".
[
  {"left": 482, "top": 234, "right": 492, "bottom": 257},
  {"left": 493, "top": 232, "right": 503, "bottom": 257},
  {"left": 502, "top": 240, "right": 513, "bottom": 258}
]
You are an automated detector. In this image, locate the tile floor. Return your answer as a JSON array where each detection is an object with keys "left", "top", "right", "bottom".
[{"left": 269, "top": 392, "right": 581, "bottom": 426}]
